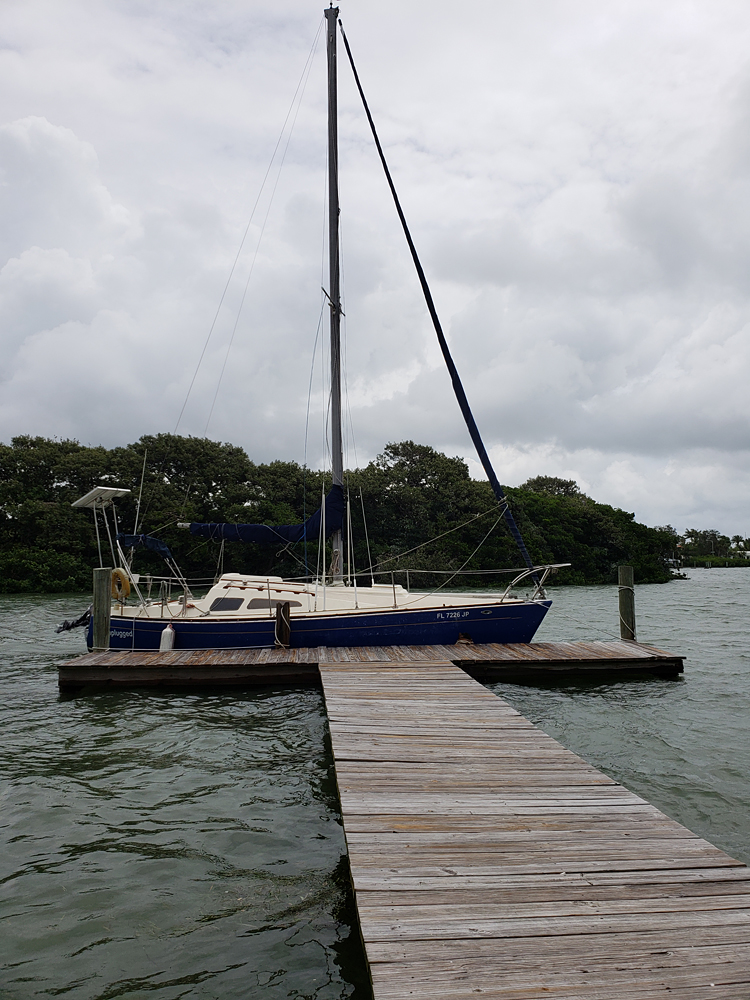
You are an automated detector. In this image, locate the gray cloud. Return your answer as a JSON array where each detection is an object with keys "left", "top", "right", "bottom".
[{"left": 1, "top": 0, "right": 750, "bottom": 533}]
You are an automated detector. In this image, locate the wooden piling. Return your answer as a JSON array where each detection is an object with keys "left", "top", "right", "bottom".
[
  {"left": 618, "top": 564, "right": 636, "bottom": 641},
  {"left": 275, "top": 601, "right": 291, "bottom": 648},
  {"left": 92, "top": 567, "right": 112, "bottom": 652}
]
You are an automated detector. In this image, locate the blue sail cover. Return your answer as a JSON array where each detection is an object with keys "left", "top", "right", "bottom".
[
  {"left": 117, "top": 533, "right": 173, "bottom": 560},
  {"left": 188, "top": 485, "right": 344, "bottom": 545}
]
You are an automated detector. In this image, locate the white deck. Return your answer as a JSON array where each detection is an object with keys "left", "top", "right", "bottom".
[{"left": 116, "top": 572, "right": 536, "bottom": 621}]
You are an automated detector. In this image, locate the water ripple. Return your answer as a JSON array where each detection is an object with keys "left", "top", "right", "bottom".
[
  {"left": 0, "top": 595, "right": 370, "bottom": 1000},
  {"left": 3, "top": 577, "right": 749, "bottom": 996},
  {"left": 492, "top": 568, "right": 750, "bottom": 865}
]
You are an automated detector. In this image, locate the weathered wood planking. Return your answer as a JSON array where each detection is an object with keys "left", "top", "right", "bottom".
[
  {"left": 319, "top": 660, "right": 750, "bottom": 999},
  {"left": 58, "top": 639, "right": 683, "bottom": 691}
]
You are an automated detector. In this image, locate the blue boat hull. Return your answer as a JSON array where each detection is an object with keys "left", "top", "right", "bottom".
[{"left": 89, "top": 600, "right": 551, "bottom": 652}]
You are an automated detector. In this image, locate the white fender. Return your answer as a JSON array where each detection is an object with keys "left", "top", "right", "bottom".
[{"left": 159, "top": 623, "right": 175, "bottom": 651}]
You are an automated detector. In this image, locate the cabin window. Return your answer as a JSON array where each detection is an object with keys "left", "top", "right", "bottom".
[
  {"left": 209, "top": 597, "right": 244, "bottom": 612},
  {"left": 246, "top": 598, "right": 302, "bottom": 610}
]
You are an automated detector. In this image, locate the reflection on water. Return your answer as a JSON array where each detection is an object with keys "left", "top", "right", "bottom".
[
  {"left": 2, "top": 571, "right": 750, "bottom": 996},
  {"left": 0, "top": 594, "right": 371, "bottom": 999}
]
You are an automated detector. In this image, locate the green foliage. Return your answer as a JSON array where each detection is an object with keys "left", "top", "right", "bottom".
[
  {"left": 520, "top": 476, "right": 581, "bottom": 497},
  {"left": 0, "top": 434, "right": 684, "bottom": 592},
  {"left": 682, "top": 528, "right": 732, "bottom": 557},
  {"left": 504, "top": 490, "right": 678, "bottom": 585},
  {"left": 346, "top": 442, "right": 516, "bottom": 588}
]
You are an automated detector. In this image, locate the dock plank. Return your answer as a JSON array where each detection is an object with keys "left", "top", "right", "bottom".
[
  {"left": 57, "top": 639, "right": 685, "bottom": 691},
  {"left": 318, "top": 659, "right": 750, "bottom": 999}
]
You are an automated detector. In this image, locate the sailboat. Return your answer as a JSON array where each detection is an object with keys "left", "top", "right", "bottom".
[{"left": 71, "top": 7, "right": 563, "bottom": 653}]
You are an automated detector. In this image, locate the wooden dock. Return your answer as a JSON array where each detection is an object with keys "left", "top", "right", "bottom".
[
  {"left": 58, "top": 639, "right": 683, "bottom": 692},
  {"left": 320, "top": 659, "right": 750, "bottom": 998}
]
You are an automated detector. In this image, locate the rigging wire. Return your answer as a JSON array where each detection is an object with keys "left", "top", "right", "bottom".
[
  {"left": 135, "top": 21, "right": 325, "bottom": 537},
  {"left": 338, "top": 207, "right": 352, "bottom": 473},
  {"left": 204, "top": 29, "right": 322, "bottom": 435},
  {"left": 303, "top": 146, "right": 336, "bottom": 576},
  {"left": 320, "top": 102, "right": 333, "bottom": 496},
  {"left": 215, "top": 538, "right": 225, "bottom": 583},
  {"left": 102, "top": 503, "right": 118, "bottom": 568},
  {"left": 361, "top": 501, "right": 508, "bottom": 575},
  {"left": 277, "top": 535, "right": 326, "bottom": 576},
  {"left": 302, "top": 303, "right": 326, "bottom": 574},
  {"left": 337, "top": 201, "right": 365, "bottom": 588},
  {"left": 173, "top": 18, "right": 325, "bottom": 439},
  {"left": 399, "top": 516, "right": 503, "bottom": 607},
  {"left": 93, "top": 506, "right": 104, "bottom": 568},
  {"left": 338, "top": 18, "right": 537, "bottom": 578},
  {"left": 133, "top": 449, "right": 148, "bottom": 535},
  {"left": 347, "top": 490, "right": 359, "bottom": 606},
  {"left": 331, "top": 126, "right": 360, "bottom": 581},
  {"left": 359, "top": 487, "right": 374, "bottom": 587},
  {"left": 555, "top": 610, "right": 622, "bottom": 642},
  {"left": 122, "top": 19, "right": 548, "bottom": 604},
  {"left": 322, "top": 297, "right": 331, "bottom": 481}
]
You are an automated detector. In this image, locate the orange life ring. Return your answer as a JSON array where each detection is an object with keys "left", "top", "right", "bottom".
[{"left": 111, "top": 568, "right": 131, "bottom": 601}]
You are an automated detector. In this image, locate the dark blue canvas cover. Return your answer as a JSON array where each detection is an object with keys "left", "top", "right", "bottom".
[
  {"left": 188, "top": 484, "right": 344, "bottom": 544},
  {"left": 117, "top": 533, "right": 173, "bottom": 560}
]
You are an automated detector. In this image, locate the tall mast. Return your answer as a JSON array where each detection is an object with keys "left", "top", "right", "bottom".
[{"left": 325, "top": 4, "right": 344, "bottom": 582}]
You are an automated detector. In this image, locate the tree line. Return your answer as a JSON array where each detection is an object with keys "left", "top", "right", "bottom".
[
  {"left": 678, "top": 528, "right": 750, "bottom": 560},
  {"left": 0, "top": 434, "right": 687, "bottom": 593}
]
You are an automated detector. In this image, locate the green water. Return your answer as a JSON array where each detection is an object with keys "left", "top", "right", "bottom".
[
  {"left": 505, "top": 568, "right": 750, "bottom": 866},
  {"left": 0, "top": 595, "right": 370, "bottom": 999},
  {"left": 2, "top": 569, "right": 749, "bottom": 996}
]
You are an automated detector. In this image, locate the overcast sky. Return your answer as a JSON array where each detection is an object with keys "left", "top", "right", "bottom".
[{"left": 2, "top": 0, "right": 750, "bottom": 535}]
